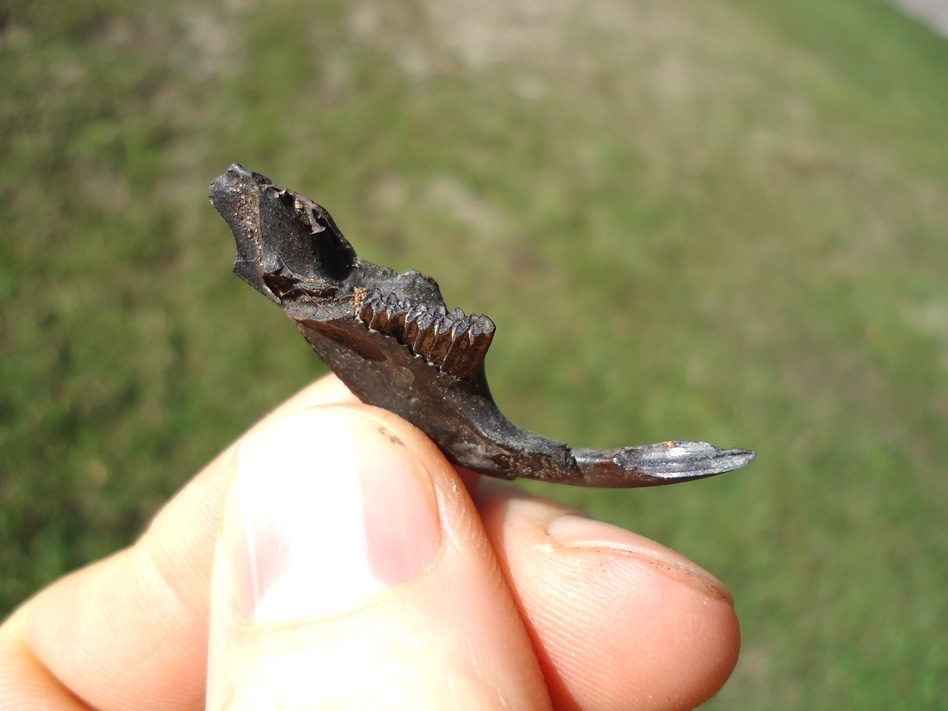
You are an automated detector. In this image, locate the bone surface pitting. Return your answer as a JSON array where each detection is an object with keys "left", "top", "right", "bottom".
[{"left": 210, "top": 164, "right": 755, "bottom": 487}]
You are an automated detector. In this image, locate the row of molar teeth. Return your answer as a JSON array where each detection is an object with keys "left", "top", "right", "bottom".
[{"left": 359, "top": 289, "right": 495, "bottom": 379}]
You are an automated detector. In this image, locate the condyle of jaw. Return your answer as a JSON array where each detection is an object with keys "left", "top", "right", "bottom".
[{"left": 210, "top": 164, "right": 755, "bottom": 487}]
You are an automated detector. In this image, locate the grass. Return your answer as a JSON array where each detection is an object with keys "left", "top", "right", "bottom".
[{"left": 2, "top": 0, "right": 947, "bottom": 706}]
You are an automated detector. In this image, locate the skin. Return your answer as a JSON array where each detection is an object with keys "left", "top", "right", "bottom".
[{"left": 0, "top": 375, "right": 740, "bottom": 710}]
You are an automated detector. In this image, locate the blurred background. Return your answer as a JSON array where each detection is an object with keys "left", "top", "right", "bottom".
[{"left": 2, "top": 0, "right": 947, "bottom": 706}]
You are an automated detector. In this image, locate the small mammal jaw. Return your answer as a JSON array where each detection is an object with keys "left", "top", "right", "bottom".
[{"left": 210, "top": 164, "right": 755, "bottom": 487}]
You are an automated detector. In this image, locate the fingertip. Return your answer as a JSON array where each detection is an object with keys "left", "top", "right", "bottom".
[
  {"left": 207, "top": 404, "right": 550, "bottom": 710},
  {"left": 546, "top": 514, "right": 734, "bottom": 605},
  {"left": 217, "top": 407, "right": 442, "bottom": 624},
  {"left": 275, "top": 374, "right": 358, "bottom": 413},
  {"left": 476, "top": 486, "right": 741, "bottom": 710}
]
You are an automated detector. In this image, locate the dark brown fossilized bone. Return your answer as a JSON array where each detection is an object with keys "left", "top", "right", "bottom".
[{"left": 210, "top": 164, "right": 755, "bottom": 487}]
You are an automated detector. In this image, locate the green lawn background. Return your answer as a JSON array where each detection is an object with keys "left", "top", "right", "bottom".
[{"left": 2, "top": 0, "right": 947, "bottom": 706}]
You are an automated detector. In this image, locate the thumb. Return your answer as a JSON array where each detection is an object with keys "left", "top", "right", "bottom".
[{"left": 206, "top": 405, "right": 550, "bottom": 710}]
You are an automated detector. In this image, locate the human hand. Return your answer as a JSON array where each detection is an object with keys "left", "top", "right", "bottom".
[{"left": 0, "top": 375, "right": 740, "bottom": 710}]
